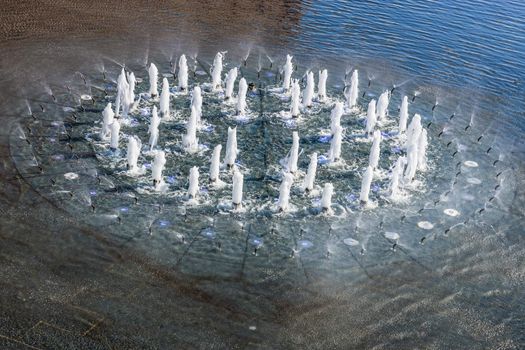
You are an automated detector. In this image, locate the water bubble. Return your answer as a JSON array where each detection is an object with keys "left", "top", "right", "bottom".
[
  {"left": 80, "top": 94, "right": 92, "bottom": 101},
  {"left": 384, "top": 232, "right": 400, "bottom": 240},
  {"left": 52, "top": 154, "right": 65, "bottom": 161},
  {"left": 343, "top": 238, "right": 359, "bottom": 246},
  {"left": 463, "top": 160, "right": 479, "bottom": 168},
  {"left": 466, "top": 177, "right": 482, "bottom": 185},
  {"left": 249, "top": 237, "right": 263, "bottom": 248},
  {"left": 443, "top": 209, "right": 459, "bottom": 217},
  {"left": 89, "top": 190, "right": 97, "bottom": 196},
  {"left": 119, "top": 207, "right": 129, "bottom": 213},
  {"left": 158, "top": 220, "right": 170, "bottom": 227},
  {"left": 298, "top": 240, "right": 313, "bottom": 249},
  {"left": 417, "top": 221, "right": 434, "bottom": 230},
  {"left": 201, "top": 228, "right": 216, "bottom": 239},
  {"left": 64, "top": 172, "right": 79, "bottom": 180}
]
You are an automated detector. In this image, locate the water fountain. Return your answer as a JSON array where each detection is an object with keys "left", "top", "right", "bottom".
[
  {"left": 302, "top": 152, "right": 318, "bottom": 193},
  {"left": 277, "top": 172, "right": 294, "bottom": 212},
  {"left": 211, "top": 52, "right": 223, "bottom": 91},
  {"left": 399, "top": 95, "right": 409, "bottom": 133},
  {"left": 115, "top": 68, "right": 130, "bottom": 117},
  {"left": 302, "top": 71, "right": 315, "bottom": 108},
  {"left": 328, "top": 125, "right": 342, "bottom": 163},
  {"left": 389, "top": 156, "right": 406, "bottom": 199},
  {"left": 417, "top": 128, "right": 428, "bottom": 171},
  {"left": 148, "top": 106, "right": 161, "bottom": 150},
  {"left": 182, "top": 106, "right": 199, "bottom": 153},
  {"left": 405, "top": 113, "right": 422, "bottom": 149},
  {"left": 404, "top": 116, "right": 423, "bottom": 183},
  {"left": 160, "top": 77, "right": 170, "bottom": 117},
  {"left": 236, "top": 78, "right": 248, "bottom": 115},
  {"left": 232, "top": 169, "right": 243, "bottom": 209},
  {"left": 151, "top": 150, "right": 166, "bottom": 190},
  {"left": 178, "top": 54, "right": 188, "bottom": 91},
  {"left": 109, "top": 118, "right": 120, "bottom": 151},
  {"left": 224, "top": 67, "right": 238, "bottom": 100},
  {"left": 209, "top": 144, "right": 224, "bottom": 186},
  {"left": 346, "top": 70, "right": 359, "bottom": 108},
  {"left": 126, "top": 136, "right": 142, "bottom": 175},
  {"left": 321, "top": 183, "right": 334, "bottom": 212},
  {"left": 359, "top": 165, "right": 373, "bottom": 204},
  {"left": 282, "top": 54, "right": 293, "bottom": 91},
  {"left": 148, "top": 63, "right": 159, "bottom": 97},
  {"left": 188, "top": 166, "right": 199, "bottom": 199},
  {"left": 365, "top": 99, "right": 377, "bottom": 136},
  {"left": 368, "top": 130, "right": 382, "bottom": 169},
  {"left": 191, "top": 86, "right": 203, "bottom": 125},
  {"left": 318, "top": 69, "right": 328, "bottom": 102},
  {"left": 286, "top": 131, "right": 300, "bottom": 173},
  {"left": 377, "top": 91, "right": 389, "bottom": 121},
  {"left": 290, "top": 79, "right": 301, "bottom": 117},
  {"left": 126, "top": 71, "right": 136, "bottom": 112},
  {"left": 100, "top": 103, "right": 114, "bottom": 140},
  {"left": 330, "top": 101, "right": 344, "bottom": 135},
  {"left": 224, "top": 126, "right": 238, "bottom": 168}
]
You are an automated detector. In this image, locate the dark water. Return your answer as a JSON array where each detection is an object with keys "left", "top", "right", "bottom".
[{"left": 0, "top": 1, "right": 524, "bottom": 349}]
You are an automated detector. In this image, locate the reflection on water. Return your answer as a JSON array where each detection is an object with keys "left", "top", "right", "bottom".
[{"left": 0, "top": 1, "right": 524, "bottom": 349}]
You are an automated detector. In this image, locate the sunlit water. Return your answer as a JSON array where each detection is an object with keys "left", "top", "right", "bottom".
[{"left": 1, "top": 1, "right": 524, "bottom": 349}]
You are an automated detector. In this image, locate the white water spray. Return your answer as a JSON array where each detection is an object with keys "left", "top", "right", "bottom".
[
  {"left": 365, "top": 99, "right": 377, "bottom": 136},
  {"left": 389, "top": 156, "right": 406, "bottom": 198},
  {"left": 211, "top": 52, "right": 223, "bottom": 91},
  {"left": 225, "top": 67, "right": 238, "bottom": 100},
  {"left": 101, "top": 103, "right": 114, "bottom": 140},
  {"left": 318, "top": 69, "right": 328, "bottom": 102},
  {"left": 377, "top": 91, "right": 389, "bottom": 121},
  {"left": 160, "top": 77, "right": 170, "bottom": 117},
  {"left": 224, "top": 126, "right": 238, "bottom": 168},
  {"left": 330, "top": 101, "right": 344, "bottom": 135},
  {"left": 110, "top": 119, "right": 120, "bottom": 150},
  {"left": 286, "top": 131, "right": 300, "bottom": 173},
  {"left": 126, "top": 136, "right": 142, "bottom": 173},
  {"left": 178, "top": 54, "right": 188, "bottom": 91},
  {"left": 236, "top": 78, "right": 248, "bottom": 115},
  {"left": 290, "top": 79, "right": 301, "bottom": 117},
  {"left": 302, "top": 152, "right": 318, "bottom": 192},
  {"left": 346, "top": 70, "right": 359, "bottom": 108},
  {"left": 209, "top": 145, "right": 222, "bottom": 183},
  {"left": 148, "top": 106, "right": 161, "bottom": 150},
  {"left": 191, "top": 86, "right": 202, "bottom": 125},
  {"left": 302, "top": 71, "right": 315, "bottom": 108},
  {"left": 188, "top": 166, "right": 199, "bottom": 199},
  {"left": 148, "top": 63, "right": 159, "bottom": 97},
  {"left": 399, "top": 95, "right": 408, "bottom": 133},
  {"left": 182, "top": 106, "right": 199, "bottom": 153},
  {"left": 321, "top": 183, "right": 334, "bottom": 211},
  {"left": 359, "top": 165, "right": 374, "bottom": 204},
  {"left": 283, "top": 55, "right": 293, "bottom": 91},
  {"left": 328, "top": 126, "right": 342, "bottom": 162},
  {"left": 232, "top": 169, "right": 244, "bottom": 208},
  {"left": 152, "top": 150, "right": 166, "bottom": 187},
  {"left": 277, "top": 172, "right": 294, "bottom": 212},
  {"left": 369, "top": 130, "right": 382, "bottom": 169},
  {"left": 417, "top": 128, "right": 428, "bottom": 171}
]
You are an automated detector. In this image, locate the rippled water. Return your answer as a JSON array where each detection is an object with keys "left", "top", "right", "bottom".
[{"left": 0, "top": 1, "right": 524, "bottom": 349}]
